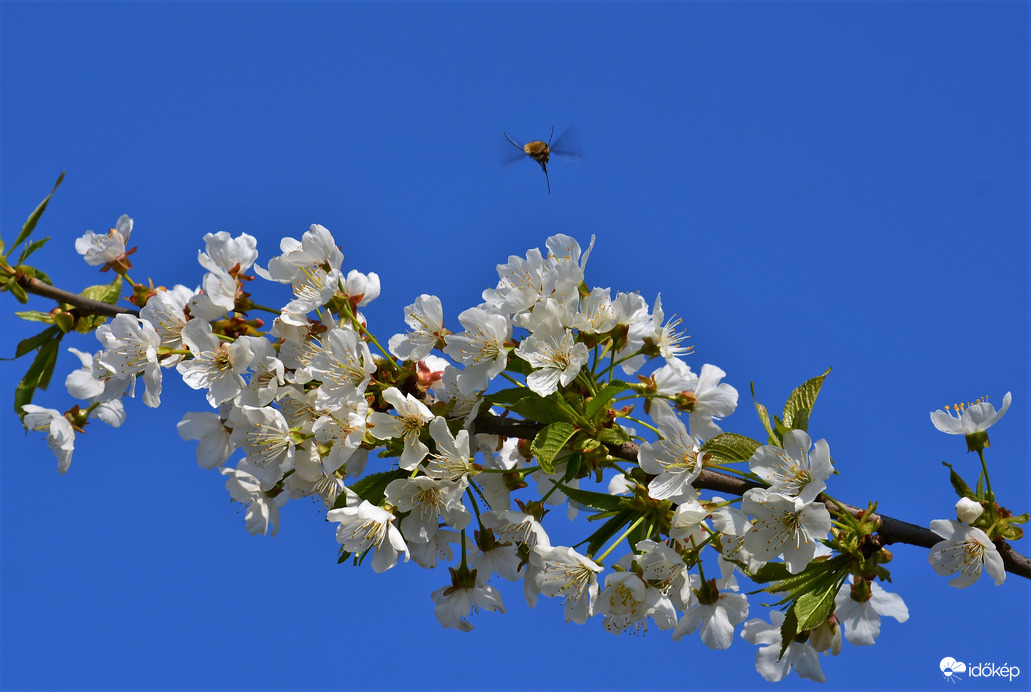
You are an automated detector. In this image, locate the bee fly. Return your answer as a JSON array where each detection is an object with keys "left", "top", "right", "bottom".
[{"left": 503, "top": 125, "right": 581, "bottom": 194}]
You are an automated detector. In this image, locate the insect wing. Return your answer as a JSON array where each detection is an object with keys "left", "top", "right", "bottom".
[
  {"left": 549, "top": 124, "right": 582, "bottom": 159},
  {"left": 502, "top": 132, "right": 528, "bottom": 165}
]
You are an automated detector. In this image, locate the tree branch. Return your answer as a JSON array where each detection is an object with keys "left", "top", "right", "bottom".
[
  {"left": 16, "top": 275, "right": 139, "bottom": 317},
  {"left": 472, "top": 413, "right": 1031, "bottom": 580}
]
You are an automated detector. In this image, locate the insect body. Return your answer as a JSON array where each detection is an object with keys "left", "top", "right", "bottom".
[{"left": 503, "top": 125, "right": 580, "bottom": 194}]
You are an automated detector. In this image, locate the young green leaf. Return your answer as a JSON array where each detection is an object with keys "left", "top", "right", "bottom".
[
  {"left": 14, "top": 336, "right": 62, "bottom": 417},
  {"left": 9, "top": 172, "right": 64, "bottom": 259},
  {"left": 532, "top": 422, "right": 578, "bottom": 474},
  {"left": 584, "top": 380, "right": 630, "bottom": 422},
  {"left": 782, "top": 367, "right": 831, "bottom": 430},
  {"left": 700, "top": 432, "right": 762, "bottom": 465}
]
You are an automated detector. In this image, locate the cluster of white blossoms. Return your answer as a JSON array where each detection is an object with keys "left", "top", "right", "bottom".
[{"left": 15, "top": 216, "right": 1020, "bottom": 684}]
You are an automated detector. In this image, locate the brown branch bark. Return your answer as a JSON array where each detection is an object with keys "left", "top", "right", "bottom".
[
  {"left": 472, "top": 413, "right": 1031, "bottom": 580},
  {"left": 16, "top": 275, "right": 139, "bottom": 317}
]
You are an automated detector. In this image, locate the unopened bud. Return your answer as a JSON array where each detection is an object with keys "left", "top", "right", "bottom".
[{"left": 956, "top": 497, "right": 985, "bottom": 524}]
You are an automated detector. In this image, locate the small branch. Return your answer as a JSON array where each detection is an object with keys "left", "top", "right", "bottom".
[
  {"left": 16, "top": 276, "right": 138, "bottom": 317},
  {"left": 472, "top": 413, "right": 1031, "bottom": 580}
]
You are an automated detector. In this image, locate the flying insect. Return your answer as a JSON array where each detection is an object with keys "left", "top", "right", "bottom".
[{"left": 503, "top": 125, "right": 581, "bottom": 194}]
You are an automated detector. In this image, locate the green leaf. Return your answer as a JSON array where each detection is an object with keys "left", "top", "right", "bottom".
[
  {"left": 9, "top": 172, "right": 64, "bottom": 257},
  {"left": 585, "top": 380, "right": 631, "bottom": 422},
  {"left": 583, "top": 507, "right": 635, "bottom": 557},
  {"left": 562, "top": 451, "right": 582, "bottom": 482},
  {"left": 778, "top": 607, "right": 799, "bottom": 660},
  {"left": 532, "top": 422, "right": 578, "bottom": 474},
  {"left": 1000, "top": 525, "right": 1024, "bottom": 541},
  {"left": 14, "top": 325, "right": 61, "bottom": 359},
  {"left": 700, "top": 433, "right": 762, "bottom": 465},
  {"left": 1006, "top": 512, "right": 1029, "bottom": 525},
  {"left": 748, "top": 562, "right": 793, "bottom": 584},
  {"left": 782, "top": 367, "right": 831, "bottom": 431},
  {"left": 942, "top": 462, "right": 974, "bottom": 499},
  {"left": 505, "top": 355, "right": 533, "bottom": 376},
  {"left": 552, "top": 482, "right": 625, "bottom": 512},
  {"left": 9, "top": 281, "right": 28, "bottom": 303},
  {"left": 794, "top": 574, "right": 846, "bottom": 631},
  {"left": 14, "top": 335, "right": 62, "bottom": 417},
  {"left": 16, "top": 237, "right": 51, "bottom": 266},
  {"left": 13, "top": 311, "right": 55, "bottom": 324},
  {"left": 343, "top": 469, "right": 405, "bottom": 507},
  {"left": 751, "top": 382, "right": 778, "bottom": 445},
  {"left": 81, "top": 274, "right": 123, "bottom": 305},
  {"left": 485, "top": 386, "right": 536, "bottom": 405},
  {"left": 511, "top": 393, "right": 577, "bottom": 425},
  {"left": 596, "top": 425, "right": 630, "bottom": 445}
]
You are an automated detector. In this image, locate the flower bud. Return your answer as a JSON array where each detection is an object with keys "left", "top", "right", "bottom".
[{"left": 956, "top": 497, "right": 985, "bottom": 524}]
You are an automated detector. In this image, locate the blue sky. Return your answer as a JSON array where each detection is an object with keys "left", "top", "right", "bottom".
[{"left": 1, "top": 2, "right": 1027, "bottom": 690}]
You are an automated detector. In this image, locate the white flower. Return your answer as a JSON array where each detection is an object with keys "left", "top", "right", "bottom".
[
  {"left": 673, "top": 589, "right": 749, "bottom": 650},
  {"left": 742, "top": 488, "right": 831, "bottom": 574},
  {"left": 388, "top": 294, "right": 445, "bottom": 362},
  {"left": 598, "top": 570, "right": 677, "bottom": 634},
  {"left": 94, "top": 314, "right": 163, "bottom": 407},
  {"left": 21, "top": 404, "right": 75, "bottom": 474},
  {"left": 255, "top": 224, "right": 344, "bottom": 325},
  {"left": 426, "top": 417, "right": 477, "bottom": 481},
  {"left": 514, "top": 325, "right": 589, "bottom": 396},
  {"left": 430, "top": 580, "right": 505, "bottom": 632},
  {"left": 668, "top": 497, "right": 710, "bottom": 551},
  {"left": 955, "top": 497, "right": 985, "bottom": 524},
  {"left": 285, "top": 442, "right": 349, "bottom": 507},
  {"left": 928, "top": 519, "right": 1005, "bottom": 587},
  {"left": 188, "top": 266, "right": 238, "bottom": 320},
  {"left": 574, "top": 286, "right": 619, "bottom": 334},
  {"left": 541, "top": 234, "right": 594, "bottom": 303},
  {"left": 710, "top": 501, "right": 766, "bottom": 573},
  {"left": 177, "top": 410, "right": 234, "bottom": 469},
  {"left": 366, "top": 386, "right": 435, "bottom": 470},
  {"left": 612, "top": 291, "right": 651, "bottom": 375},
  {"left": 63, "top": 348, "right": 127, "bottom": 429},
  {"left": 139, "top": 286, "right": 193, "bottom": 366},
  {"left": 481, "top": 509, "right": 550, "bottom": 550},
  {"left": 384, "top": 476, "right": 470, "bottom": 543},
  {"left": 198, "top": 231, "right": 258, "bottom": 274},
  {"left": 748, "top": 430, "right": 833, "bottom": 503},
  {"left": 341, "top": 269, "right": 380, "bottom": 307},
  {"left": 931, "top": 392, "right": 1011, "bottom": 436},
  {"left": 442, "top": 307, "right": 511, "bottom": 394},
  {"left": 176, "top": 319, "right": 252, "bottom": 406},
  {"left": 650, "top": 294, "right": 692, "bottom": 361},
  {"left": 233, "top": 336, "right": 285, "bottom": 408},
  {"left": 327, "top": 500, "right": 409, "bottom": 572},
  {"left": 635, "top": 540, "right": 691, "bottom": 609},
  {"left": 228, "top": 405, "right": 295, "bottom": 488},
  {"left": 75, "top": 214, "right": 132, "bottom": 266},
  {"left": 481, "top": 247, "right": 547, "bottom": 315},
  {"left": 834, "top": 580, "right": 909, "bottom": 646},
  {"left": 409, "top": 528, "right": 465, "bottom": 569},
  {"left": 684, "top": 363, "right": 738, "bottom": 441},
  {"left": 531, "top": 545, "right": 603, "bottom": 625},
  {"left": 221, "top": 462, "right": 288, "bottom": 536},
  {"left": 741, "top": 610, "right": 827, "bottom": 683},
  {"left": 637, "top": 400, "right": 703, "bottom": 502},
  {"left": 931, "top": 392, "right": 1011, "bottom": 452},
  {"left": 309, "top": 327, "right": 376, "bottom": 406},
  {"left": 312, "top": 394, "right": 368, "bottom": 475}
]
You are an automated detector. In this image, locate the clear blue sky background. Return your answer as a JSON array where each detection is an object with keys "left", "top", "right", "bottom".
[{"left": 1, "top": 2, "right": 1027, "bottom": 690}]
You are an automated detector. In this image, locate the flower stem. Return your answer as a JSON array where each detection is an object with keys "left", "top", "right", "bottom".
[{"left": 596, "top": 516, "right": 645, "bottom": 563}]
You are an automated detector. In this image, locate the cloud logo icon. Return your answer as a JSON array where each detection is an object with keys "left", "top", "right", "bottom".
[{"left": 940, "top": 657, "right": 966, "bottom": 682}]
